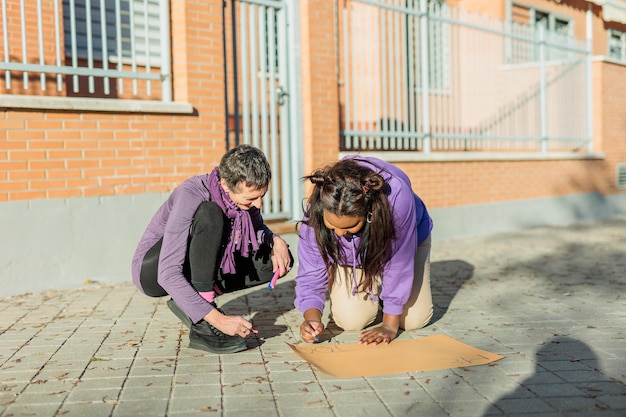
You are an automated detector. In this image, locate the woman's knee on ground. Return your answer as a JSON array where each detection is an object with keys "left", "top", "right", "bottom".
[{"left": 330, "top": 307, "right": 377, "bottom": 331}]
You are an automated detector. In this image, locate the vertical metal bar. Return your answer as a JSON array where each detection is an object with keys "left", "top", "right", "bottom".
[
  {"left": 287, "top": 0, "right": 304, "bottom": 221},
  {"left": 455, "top": 7, "right": 458, "bottom": 146},
  {"left": 231, "top": 0, "right": 240, "bottom": 146},
  {"left": 100, "top": 0, "right": 110, "bottom": 95},
  {"left": 365, "top": 4, "right": 375, "bottom": 149},
  {"left": 419, "top": 0, "right": 430, "bottom": 153},
  {"left": 504, "top": 0, "right": 511, "bottom": 64},
  {"left": 268, "top": 7, "right": 279, "bottom": 213},
  {"left": 143, "top": 0, "right": 151, "bottom": 95},
  {"left": 356, "top": 4, "right": 364, "bottom": 149},
  {"left": 160, "top": 0, "right": 171, "bottom": 100},
  {"left": 393, "top": 0, "right": 402, "bottom": 150},
  {"left": 539, "top": 25, "right": 547, "bottom": 153},
  {"left": 351, "top": 2, "right": 359, "bottom": 148},
  {"left": 86, "top": 0, "right": 95, "bottom": 93},
  {"left": 37, "top": 0, "right": 46, "bottom": 90},
  {"left": 129, "top": 0, "right": 138, "bottom": 94},
  {"left": 415, "top": 0, "right": 422, "bottom": 148},
  {"left": 249, "top": 5, "right": 259, "bottom": 148},
  {"left": 70, "top": 0, "right": 78, "bottom": 92},
  {"left": 19, "top": 0, "right": 28, "bottom": 88},
  {"left": 440, "top": 4, "right": 448, "bottom": 145},
  {"left": 342, "top": 3, "right": 351, "bottom": 149},
  {"left": 585, "top": 6, "right": 593, "bottom": 152},
  {"left": 53, "top": 0, "right": 62, "bottom": 91},
  {"left": 240, "top": 3, "right": 250, "bottom": 144},
  {"left": 258, "top": 6, "right": 268, "bottom": 154},
  {"left": 396, "top": 0, "right": 407, "bottom": 150},
  {"left": 277, "top": 2, "right": 290, "bottom": 217},
  {"left": 388, "top": 1, "right": 396, "bottom": 149},
  {"left": 443, "top": 4, "right": 451, "bottom": 148},
  {"left": 429, "top": 2, "right": 436, "bottom": 145},
  {"left": 222, "top": 0, "right": 230, "bottom": 149},
  {"left": 380, "top": 5, "right": 388, "bottom": 149},
  {"left": 400, "top": 2, "right": 411, "bottom": 150},
  {"left": 447, "top": 4, "right": 453, "bottom": 150},
  {"left": 115, "top": 0, "right": 123, "bottom": 94},
  {"left": 1, "top": 0, "right": 10, "bottom": 88},
  {"left": 372, "top": 4, "right": 381, "bottom": 149},
  {"left": 407, "top": 0, "right": 416, "bottom": 149}
]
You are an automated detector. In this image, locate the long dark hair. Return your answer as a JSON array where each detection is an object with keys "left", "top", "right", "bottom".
[{"left": 300, "top": 158, "right": 395, "bottom": 292}]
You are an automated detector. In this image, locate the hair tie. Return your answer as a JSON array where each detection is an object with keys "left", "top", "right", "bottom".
[{"left": 363, "top": 185, "right": 369, "bottom": 193}]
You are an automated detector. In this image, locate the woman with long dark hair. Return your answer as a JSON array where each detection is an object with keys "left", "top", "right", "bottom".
[{"left": 295, "top": 156, "right": 433, "bottom": 345}]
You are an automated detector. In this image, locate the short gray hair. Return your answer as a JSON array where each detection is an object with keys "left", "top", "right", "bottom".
[{"left": 219, "top": 145, "right": 271, "bottom": 191}]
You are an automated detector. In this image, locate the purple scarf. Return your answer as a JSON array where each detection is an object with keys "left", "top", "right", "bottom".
[{"left": 207, "top": 167, "right": 260, "bottom": 274}]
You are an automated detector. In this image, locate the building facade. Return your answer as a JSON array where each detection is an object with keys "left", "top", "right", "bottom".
[{"left": 1, "top": 0, "right": 625, "bottom": 296}]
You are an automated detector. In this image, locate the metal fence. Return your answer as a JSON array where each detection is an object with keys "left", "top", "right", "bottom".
[
  {"left": 224, "top": 0, "right": 299, "bottom": 221},
  {"left": 0, "top": 0, "right": 171, "bottom": 100},
  {"left": 340, "top": 0, "right": 593, "bottom": 153}
]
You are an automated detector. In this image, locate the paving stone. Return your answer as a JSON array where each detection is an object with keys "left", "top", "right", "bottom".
[{"left": 0, "top": 216, "right": 624, "bottom": 416}]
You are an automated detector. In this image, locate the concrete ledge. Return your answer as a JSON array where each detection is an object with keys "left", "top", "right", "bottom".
[
  {"left": 340, "top": 151, "right": 605, "bottom": 162},
  {"left": 429, "top": 192, "right": 626, "bottom": 241},
  {"left": 0, "top": 94, "right": 194, "bottom": 114}
]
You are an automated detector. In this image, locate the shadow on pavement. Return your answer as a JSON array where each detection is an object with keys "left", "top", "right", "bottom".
[
  {"left": 483, "top": 336, "right": 626, "bottom": 416},
  {"left": 430, "top": 259, "right": 474, "bottom": 324}
]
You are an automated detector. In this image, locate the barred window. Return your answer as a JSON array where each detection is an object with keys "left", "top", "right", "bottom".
[
  {"left": 63, "top": 0, "right": 162, "bottom": 68},
  {"left": 608, "top": 29, "right": 626, "bottom": 62},
  {"left": 509, "top": 3, "right": 573, "bottom": 64}
]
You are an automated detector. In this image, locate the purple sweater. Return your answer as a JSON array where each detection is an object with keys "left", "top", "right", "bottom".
[
  {"left": 131, "top": 174, "right": 273, "bottom": 323},
  {"left": 294, "top": 156, "right": 433, "bottom": 316}
]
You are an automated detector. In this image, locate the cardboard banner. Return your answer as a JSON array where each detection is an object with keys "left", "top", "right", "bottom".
[{"left": 288, "top": 334, "right": 503, "bottom": 378}]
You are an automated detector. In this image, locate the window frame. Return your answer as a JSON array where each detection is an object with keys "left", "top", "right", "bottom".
[
  {"left": 63, "top": 0, "right": 163, "bottom": 69},
  {"left": 608, "top": 28, "right": 626, "bottom": 62},
  {"left": 508, "top": 3, "right": 574, "bottom": 65}
]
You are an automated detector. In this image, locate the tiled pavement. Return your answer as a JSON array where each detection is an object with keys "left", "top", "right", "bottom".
[{"left": 0, "top": 216, "right": 625, "bottom": 417}]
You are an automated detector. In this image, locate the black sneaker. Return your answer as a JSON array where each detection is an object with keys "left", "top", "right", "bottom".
[
  {"left": 166, "top": 298, "right": 247, "bottom": 354},
  {"left": 189, "top": 320, "right": 247, "bottom": 354}
]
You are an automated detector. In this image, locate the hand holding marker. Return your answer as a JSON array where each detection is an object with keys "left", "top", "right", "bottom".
[{"left": 267, "top": 269, "right": 280, "bottom": 289}]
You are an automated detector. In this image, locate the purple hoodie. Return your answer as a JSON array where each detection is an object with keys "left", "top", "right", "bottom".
[
  {"left": 294, "top": 156, "right": 433, "bottom": 316},
  {"left": 131, "top": 174, "right": 273, "bottom": 323}
]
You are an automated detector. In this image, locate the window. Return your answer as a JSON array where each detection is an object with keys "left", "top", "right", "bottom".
[
  {"left": 63, "top": 0, "right": 162, "bottom": 68},
  {"left": 608, "top": 29, "right": 626, "bottom": 62},
  {"left": 509, "top": 3, "right": 573, "bottom": 64}
]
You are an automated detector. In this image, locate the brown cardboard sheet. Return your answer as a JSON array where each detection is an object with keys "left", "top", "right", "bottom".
[{"left": 287, "top": 334, "right": 503, "bottom": 378}]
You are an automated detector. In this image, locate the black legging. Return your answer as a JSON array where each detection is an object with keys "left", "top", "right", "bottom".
[{"left": 139, "top": 201, "right": 292, "bottom": 297}]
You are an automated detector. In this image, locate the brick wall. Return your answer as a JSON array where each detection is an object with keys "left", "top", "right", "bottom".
[
  {"left": 600, "top": 60, "right": 626, "bottom": 189},
  {"left": 1, "top": 0, "right": 625, "bottom": 210},
  {"left": 0, "top": 0, "right": 228, "bottom": 203},
  {"left": 300, "top": 0, "right": 341, "bottom": 178}
]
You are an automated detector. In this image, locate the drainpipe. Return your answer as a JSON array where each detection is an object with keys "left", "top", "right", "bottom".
[{"left": 586, "top": 5, "right": 594, "bottom": 153}]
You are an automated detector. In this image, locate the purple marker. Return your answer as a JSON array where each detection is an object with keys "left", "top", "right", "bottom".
[{"left": 267, "top": 269, "right": 280, "bottom": 289}]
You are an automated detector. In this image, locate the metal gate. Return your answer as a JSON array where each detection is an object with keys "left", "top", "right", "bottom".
[
  {"left": 339, "top": 0, "right": 592, "bottom": 154},
  {"left": 223, "top": 0, "right": 302, "bottom": 221}
]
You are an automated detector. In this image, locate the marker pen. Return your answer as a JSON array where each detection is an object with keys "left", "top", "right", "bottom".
[{"left": 267, "top": 269, "right": 280, "bottom": 289}]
